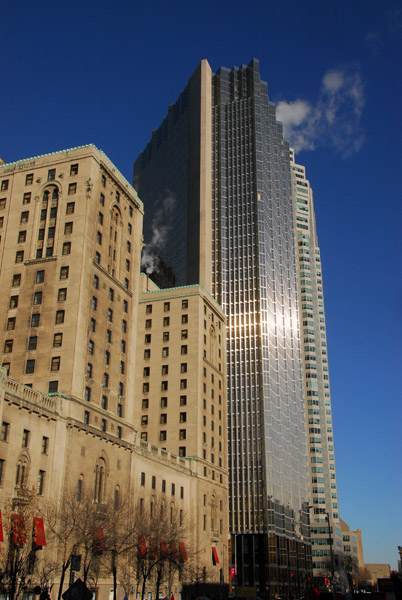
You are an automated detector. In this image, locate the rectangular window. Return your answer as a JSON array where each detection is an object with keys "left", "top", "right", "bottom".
[
  {"left": 7, "top": 317, "right": 16, "bottom": 331},
  {"left": 182, "top": 299, "right": 188, "bottom": 309},
  {"left": 18, "top": 231, "right": 27, "bottom": 243},
  {"left": 15, "top": 250, "right": 24, "bottom": 263},
  {"left": 160, "top": 414, "right": 167, "bottom": 424},
  {"left": 1, "top": 422, "right": 9, "bottom": 441},
  {"left": 62, "top": 242, "right": 71, "bottom": 255},
  {"left": 48, "top": 169, "right": 56, "bottom": 181},
  {"left": 181, "top": 345, "right": 188, "bottom": 355},
  {"left": 163, "top": 332, "right": 169, "bottom": 342},
  {"left": 12, "top": 274, "right": 21, "bottom": 287},
  {"left": 160, "top": 397, "right": 168, "bottom": 407},
  {"left": 25, "top": 359, "right": 35, "bottom": 374},
  {"left": 37, "top": 470, "right": 45, "bottom": 495},
  {"left": 58, "top": 288, "right": 67, "bottom": 301},
  {"left": 1, "top": 180, "right": 9, "bottom": 191},
  {"left": 107, "top": 308, "right": 113, "bottom": 322},
  {"left": 97, "top": 231, "right": 102, "bottom": 245},
  {"left": 140, "top": 472, "right": 145, "bottom": 486},
  {"left": 55, "top": 310, "right": 65, "bottom": 324},
  {"left": 33, "top": 291, "right": 42, "bottom": 305},
  {"left": 68, "top": 183, "right": 76, "bottom": 195},
  {"left": 36, "top": 270, "right": 45, "bottom": 283},
  {"left": 92, "top": 296, "right": 97, "bottom": 310},
  {"left": 4, "top": 340, "right": 13, "bottom": 353},
  {"left": 50, "top": 356, "right": 60, "bottom": 372},
  {"left": 179, "top": 412, "right": 187, "bottom": 423},
  {"left": 0, "top": 200, "right": 6, "bottom": 210},
  {"left": 25, "top": 173, "right": 34, "bottom": 185},
  {"left": 10, "top": 296, "right": 19, "bottom": 308},
  {"left": 20, "top": 211, "right": 29, "bottom": 224},
  {"left": 70, "top": 163, "right": 79, "bottom": 175},
  {"left": 180, "top": 395, "right": 187, "bottom": 406},
  {"left": 163, "top": 317, "right": 170, "bottom": 326},
  {"left": 22, "top": 429, "right": 30, "bottom": 447},
  {"left": 141, "top": 415, "right": 148, "bottom": 426},
  {"left": 84, "top": 386, "right": 91, "bottom": 401},
  {"left": 145, "top": 319, "right": 152, "bottom": 329},
  {"left": 182, "top": 314, "right": 188, "bottom": 324},
  {"left": 28, "top": 336, "right": 37, "bottom": 350},
  {"left": 164, "top": 302, "right": 170, "bottom": 312},
  {"left": 160, "top": 431, "right": 167, "bottom": 441},
  {"left": 60, "top": 266, "right": 69, "bottom": 280},
  {"left": 179, "top": 429, "right": 186, "bottom": 440},
  {"left": 179, "top": 447, "right": 186, "bottom": 457},
  {"left": 64, "top": 222, "right": 73, "bottom": 234},
  {"left": 90, "top": 318, "right": 96, "bottom": 332},
  {"left": 53, "top": 333, "right": 63, "bottom": 347},
  {"left": 162, "top": 347, "right": 169, "bottom": 357},
  {"left": 31, "top": 314, "right": 40, "bottom": 327},
  {"left": 23, "top": 192, "right": 31, "bottom": 205}
]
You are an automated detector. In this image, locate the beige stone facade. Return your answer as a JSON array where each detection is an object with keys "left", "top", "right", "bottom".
[
  {"left": 340, "top": 519, "right": 364, "bottom": 571},
  {"left": 135, "top": 276, "right": 229, "bottom": 578},
  {"left": 0, "top": 146, "right": 229, "bottom": 598}
]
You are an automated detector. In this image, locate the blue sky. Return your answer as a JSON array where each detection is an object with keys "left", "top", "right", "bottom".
[{"left": 1, "top": 0, "right": 401, "bottom": 569}]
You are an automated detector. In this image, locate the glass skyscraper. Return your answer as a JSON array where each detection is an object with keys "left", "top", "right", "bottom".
[{"left": 134, "top": 59, "right": 312, "bottom": 596}]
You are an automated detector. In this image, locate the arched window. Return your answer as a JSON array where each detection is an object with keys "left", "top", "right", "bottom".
[
  {"left": 94, "top": 458, "right": 106, "bottom": 503},
  {"left": 15, "top": 454, "right": 30, "bottom": 488}
]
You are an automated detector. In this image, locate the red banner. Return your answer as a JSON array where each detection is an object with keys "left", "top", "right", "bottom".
[
  {"left": 94, "top": 528, "right": 105, "bottom": 552},
  {"left": 212, "top": 546, "right": 219, "bottom": 565},
  {"left": 33, "top": 517, "right": 46, "bottom": 546},
  {"left": 11, "top": 514, "right": 27, "bottom": 546}
]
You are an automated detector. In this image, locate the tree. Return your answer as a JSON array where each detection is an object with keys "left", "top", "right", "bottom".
[
  {"left": 0, "top": 486, "right": 44, "bottom": 600},
  {"left": 133, "top": 499, "right": 194, "bottom": 600},
  {"left": 45, "top": 490, "right": 83, "bottom": 600}
]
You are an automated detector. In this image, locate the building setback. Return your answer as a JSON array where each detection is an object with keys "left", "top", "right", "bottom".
[{"left": 134, "top": 59, "right": 312, "bottom": 596}]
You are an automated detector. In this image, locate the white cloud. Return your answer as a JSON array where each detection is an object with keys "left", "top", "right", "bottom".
[
  {"left": 275, "top": 67, "right": 365, "bottom": 157},
  {"left": 276, "top": 99, "right": 311, "bottom": 127},
  {"left": 322, "top": 70, "right": 344, "bottom": 93}
]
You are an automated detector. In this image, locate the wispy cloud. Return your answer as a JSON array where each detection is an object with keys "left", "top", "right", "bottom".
[{"left": 276, "top": 67, "right": 365, "bottom": 157}]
